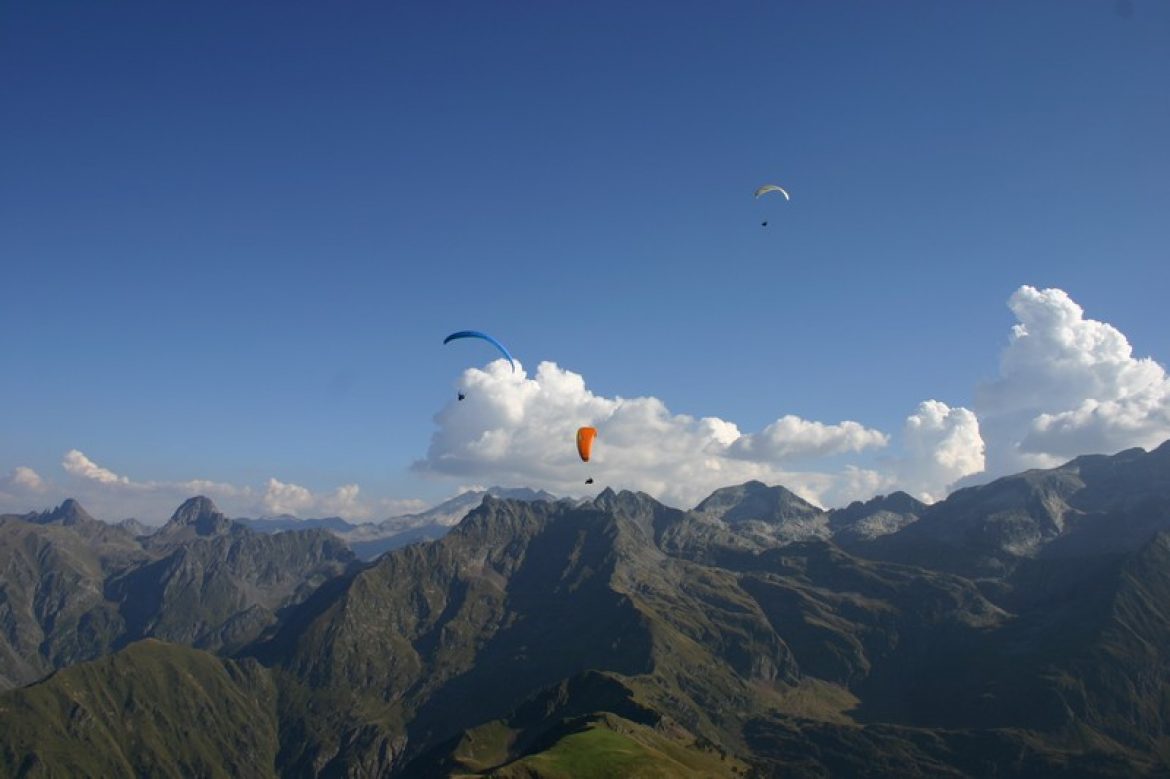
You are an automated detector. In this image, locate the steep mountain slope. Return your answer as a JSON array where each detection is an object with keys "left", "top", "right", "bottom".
[
  {"left": 398, "top": 671, "right": 685, "bottom": 776},
  {"left": 115, "top": 517, "right": 154, "bottom": 537},
  {"left": 1047, "top": 531, "right": 1170, "bottom": 759},
  {"left": 250, "top": 486, "right": 1163, "bottom": 776},
  {"left": 736, "top": 539, "right": 1170, "bottom": 777},
  {"left": 857, "top": 443, "right": 1170, "bottom": 577},
  {"left": 116, "top": 497, "right": 358, "bottom": 653},
  {"left": 0, "top": 501, "right": 141, "bottom": 688},
  {"left": 252, "top": 494, "right": 800, "bottom": 775},
  {"left": 0, "top": 497, "right": 357, "bottom": 689},
  {"left": 741, "top": 713, "right": 1152, "bottom": 778},
  {"left": 0, "top": 640, "right": 279, "bottom": 778},
  {"left": 254, "top": 489, "right": 1118, "bottom": 775}
]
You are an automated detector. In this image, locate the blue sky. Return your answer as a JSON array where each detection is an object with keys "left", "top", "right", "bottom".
[{"left": 3, "top": 2, "right": 1168, "bottom": 521}]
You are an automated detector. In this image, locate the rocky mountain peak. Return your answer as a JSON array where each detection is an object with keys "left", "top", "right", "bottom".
[
  {"left": 116, "top": 518, "right": 153, "bottom": 537},
  {"left": 485, "top": 486, "right": 559, "bottom": 502},
  {"left": 832, "top": 491, "right": 926, "bottom": 525},
  {"left": 163, "top": 496, "right": 234, "bottom": 537},
  {"left": 594, "top": 486, "right": 618, "bottom": 502},
  {"left": 590, "top": 488, "right": 680, "bottom": 543},
  {"left": 592, "top": 488, "right": 657, "bottom": 512},
  {"left": 693, "top": 481, "right": 823, "bottom": 525},
  {"left": 829, "top": 491, "right": 926, "bottom": 543},
  {"left": 454, "top": 493, "right": 558, "bottom": 540},
  {"left": 34, "top": 498, "right": 98, "bottom": 527},
  {"left": 874, "top": 490, "right": 926, "bottom": 514}
]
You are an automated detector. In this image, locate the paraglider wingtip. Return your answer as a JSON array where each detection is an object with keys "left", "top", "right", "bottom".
[{"left": 445, "top": 330, "right": 516, "bottom": 372}]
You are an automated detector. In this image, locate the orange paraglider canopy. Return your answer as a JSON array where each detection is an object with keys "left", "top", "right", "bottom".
[{"left": 576, "top": 427, "right": 597, "bottom": 462}]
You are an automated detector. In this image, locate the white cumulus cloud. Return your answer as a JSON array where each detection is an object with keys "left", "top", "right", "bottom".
[
  {"left": 414, "top": 360, "right": 895, "bottom": 508},
  {"left": 262, "top": 478, "right": 314, "bottom": 515},
  {"left": 727, "top": 416, "right": 889, "bottom": 461},
  {"left": 897, "top": 400, "right": 985, "bottom": 501},
  {"left": 0, "top": 466, "right": 50, "bottom": 507},
  {"left": 63, "top": 449, "right": 131, "bottom": 485},
  {"left": 176, "top": 479, "right": 251, "bottom": 499},
  {"left": 10, "top": 466, "right": 47, "bottom": 492},
  {"left": 975, "top": 285, "right": 1170, "bottom": 475},
  {"left": 262, "top": 478, "right": 373, "bottom": 520}
]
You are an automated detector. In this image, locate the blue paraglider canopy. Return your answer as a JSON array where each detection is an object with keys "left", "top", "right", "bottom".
[{"left": 443, "top": 330, "right": 516, "bottom": 372}]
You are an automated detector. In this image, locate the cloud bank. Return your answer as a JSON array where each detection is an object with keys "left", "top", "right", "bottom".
[
  {"left": 3, "top": 286, "right": 1166, "bottom": 521},
  {"left": 414, "top": 361, "right": 927, "bottom": 509},
  {"left": 415, "top": 286, "right": 1170, "bottom": 509},
  {"left": 0, "top": 451, "right": 422, "bottom": 525}
]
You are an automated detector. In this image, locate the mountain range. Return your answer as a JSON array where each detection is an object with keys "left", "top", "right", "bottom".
[
  {"left": 3, "top": 445, "right": 1170, "bottom": 776},
  {"left": 0, "top": 497, "right": 355, "bottom": 690}
]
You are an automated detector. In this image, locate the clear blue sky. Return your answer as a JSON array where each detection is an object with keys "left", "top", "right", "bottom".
[{"left": 3, "top": 1, "right": 1168, "bottom": 518}]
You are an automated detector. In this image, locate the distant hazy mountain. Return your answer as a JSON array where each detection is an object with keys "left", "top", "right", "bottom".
[
  {"left": 115, "top": 517, "right": 154, "bottom": 537},
  {"left": 378, "top": 485, "right": 559, "bottom": 529},
  {"left": 338, "top": 486, "right": 559, "bottom": 560},
  {"left": 4, "top": 447, "right": 1170, "bottom": 775},
  {"left": 235, "top": 514, "right": 360, "bottom": 534}
]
